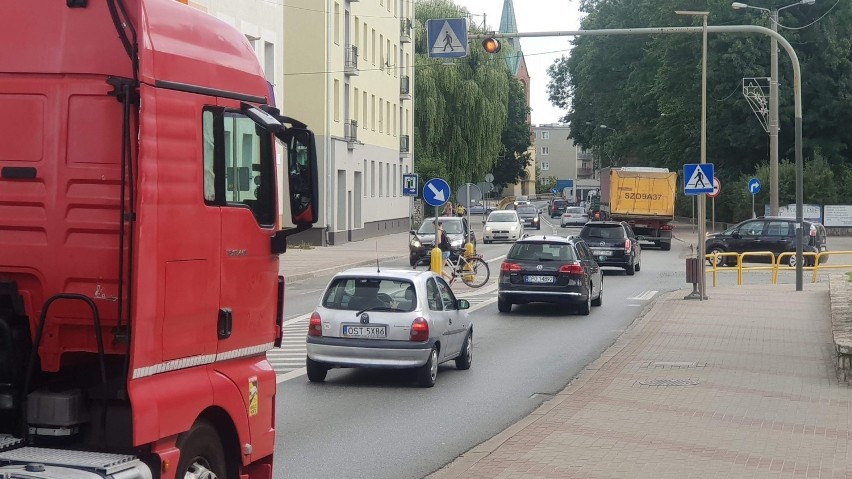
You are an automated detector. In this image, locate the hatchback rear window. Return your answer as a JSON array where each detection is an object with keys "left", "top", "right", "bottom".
[
  {"left": 565, "top": 207, "right": 585, "bottom": 214},
  {"left": 322, "top": 278, "right": 417, "bottom": 312},
  {"left": 581, "top": 225, "right": 626, "bottom": 240},
  {"left": 518, "top": 206, "right": 537, "bottom": 214},
  {"left": 552, "top": 200, "right": 567, "bottom": 206},
  {"left": 508, "top": 242, "right": 576, "bottom": 261}
]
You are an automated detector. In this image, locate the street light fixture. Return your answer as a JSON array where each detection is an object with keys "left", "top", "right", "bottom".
[
  {"left": 599, "top": 124, "right": 617, "bottom": 132},
  {"left": 676, "top": 9, "right": 709, "bottom": 300},
  {"left": 731, "top": 0, "right": 815, "bottom": 216}
]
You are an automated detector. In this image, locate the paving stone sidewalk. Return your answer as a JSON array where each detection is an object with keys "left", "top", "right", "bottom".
[{"left": 430, "top": 283, "right": 852, "bottom": 479}]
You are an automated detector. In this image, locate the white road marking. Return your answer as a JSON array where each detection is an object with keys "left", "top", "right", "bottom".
[{"left": 627, "top": 290, "right": 658, "bottom": 301}]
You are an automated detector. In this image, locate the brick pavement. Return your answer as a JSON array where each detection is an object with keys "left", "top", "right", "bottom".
[{"left": 430, "top": 283, "right": 852, "bottom": 479}]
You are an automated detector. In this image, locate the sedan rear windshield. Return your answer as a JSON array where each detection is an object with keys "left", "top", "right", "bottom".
[
  {"left": 565, "top": 207, "right": 586, "bottom": 214},
  {"left": 508, "top": 242, "right": 576, "bottom": 261},
  {"left": 517, "top": 206, "right": 538, "bottom": 214},
  {"left": 322, "top": 277, "right": 417, "bottom": 312},
  {"left": 581, "top": 224, "right": 626, "bottom": 240},
  {"left": 552, "top": 200, "right": 567, "bottom": 206}
]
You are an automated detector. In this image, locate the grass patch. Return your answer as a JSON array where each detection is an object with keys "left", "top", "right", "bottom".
[
  {"left": 291, "top": 241, "right": 314, "bottom": 250},
  {"left": 846, "top": 272, "right": 852, "bottom": 282}
]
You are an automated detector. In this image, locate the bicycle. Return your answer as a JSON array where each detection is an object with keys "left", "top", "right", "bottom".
[{"left": 443, "top": 252, "right": 490, "bottom": 288}]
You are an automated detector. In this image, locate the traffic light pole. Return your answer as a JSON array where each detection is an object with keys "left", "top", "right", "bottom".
[{"left": 473, "top": 24, "right": 805, "bottom": 291}]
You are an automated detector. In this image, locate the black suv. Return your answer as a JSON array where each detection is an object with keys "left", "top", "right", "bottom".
[
  {"left": 409, "top": 216, "right": 475, "bottom": 267},
  {"left": 549, "top": 199, "right": 569, "bottom": 218},
  {"left": 705, "top": 217, "right": 828, "bottom": 267},
  {"left": 497, "top": 235, "right": 603, "bottom": 315},
  {"left": 579, "top": 221, "right": 642, "bottom": 275}
]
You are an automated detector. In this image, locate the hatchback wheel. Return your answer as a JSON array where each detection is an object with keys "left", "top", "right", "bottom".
[
  {"left": 497, "top": 297, "right": 512, "bottom": 313},
  {"left": 417, "top": 346, "right": 438, "bottom": 388},
  {"left": 306, "top": 356, "right": 328, "bottom": 383},
  {"left": 708, "top": 247, "right": 728, "bottom": 266},
  {"left": 591, "top": 279, "right": 603, "bottom": 307},
  {"left": 578, "top": 285, "right": 592, "bottom": 315},
  {"left": 455, "top": 333, "right": 473, "bottom": 370},
  {"left": 787, "top": 253, "right": 814, "bottom": 268}
]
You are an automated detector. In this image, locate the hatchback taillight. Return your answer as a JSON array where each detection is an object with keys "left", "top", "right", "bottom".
[
  {"left": 308, "top": 312, "right": 322, "bottom": 337},
  {"left": 624, "top": 238, "right": 632, "bottom": 252},
  {"left": 410, "top": 317, "right": 429, "bottom": 342},
  {"left": 559, "top": 262, "right": 584, "bottom": 275},
  {"left": 501, "top": 262, "right": 522, "bottom": 273}
]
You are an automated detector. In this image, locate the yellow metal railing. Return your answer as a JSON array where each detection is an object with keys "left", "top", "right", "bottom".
[{"left": 704, "top": 250, "right": 852, "bottom": 286}]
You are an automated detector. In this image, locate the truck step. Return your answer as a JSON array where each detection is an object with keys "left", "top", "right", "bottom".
[
  {"left": 0, "top": 447, "right": 145, "bottom": 477},
  {"left": 0, "top": 435, "right": 22, "bottom": 451}
]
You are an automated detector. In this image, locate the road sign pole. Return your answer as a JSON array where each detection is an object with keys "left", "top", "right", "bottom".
[
  {"left": 712, "top": 197, "right": 715, "bottom": 234},
  {"left": 752, "top": 195, "right": 756, "bottom": 219}
]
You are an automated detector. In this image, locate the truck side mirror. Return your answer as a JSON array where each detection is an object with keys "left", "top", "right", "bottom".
[{"left": 277, "top": 127, "right": 319, "bottom": 226}]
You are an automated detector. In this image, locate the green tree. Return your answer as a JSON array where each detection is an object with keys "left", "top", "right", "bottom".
[
  {"left": 414, "top": 0, "right": 509, "bottom": 192},
  {"left": 547, "top": 0, "right": 852, "bottom": 221},
  {"left": 492, "top": 70, "right": 532, "bottom": 188}
]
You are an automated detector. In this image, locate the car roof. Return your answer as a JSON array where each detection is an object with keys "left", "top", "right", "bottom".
[
  {"left": 583, "top": 220, "right": 623, "bottom": 226},
  {"left": 517, "top": 235, "right": 575, "bottom": 244},
  {"left": 756, "top": 216, "right": 820, "bottom": 225},
  {"left": 332, "top": 267, "right": 434, "bottom": 281}
]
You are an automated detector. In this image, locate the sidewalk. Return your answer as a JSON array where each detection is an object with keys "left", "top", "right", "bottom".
[
  {"left": 429, "top": 282, "right": 852, "bottom": 479},
  {"left": 279, "top": 232, "right": 411, "bottom": 282}
]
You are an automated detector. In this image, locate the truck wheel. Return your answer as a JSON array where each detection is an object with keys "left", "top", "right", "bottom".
[
  {"left": 176, "top": 420, "right": 228, "bottom": 479},
  {"left": 661, "top": 241, "right": 672, "bottom": 251}
]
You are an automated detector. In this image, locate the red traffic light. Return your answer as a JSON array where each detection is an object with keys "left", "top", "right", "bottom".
[{"left": 482, "top": 38, "right": 501, "bottom": 54}]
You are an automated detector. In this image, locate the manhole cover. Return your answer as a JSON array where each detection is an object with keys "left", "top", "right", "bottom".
[{"left": 639, "top": 379, "right": 699, "bottom": 386}]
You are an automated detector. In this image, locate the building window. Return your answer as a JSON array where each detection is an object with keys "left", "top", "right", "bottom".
[
  {"left": 354, "top": 88, "right": 359, "bottom": 123},
  {"left": 379, "top": 34, "right": 384, "bottom": 70},
  {"left": 540, "top": 146, "right": 550, "bottom": 155},
  {"left": 333, "top": 79, "right": 340, "bottom": 122},
  {"left": 245, "top": 35, "right": 258, "bottom": 51},
  {"left": 379, "top": 161, "right": 383, "bottom": 197},
  {"left": 363, "top": 160, "right": 367, "bottom": 197},
  {"left": 371, "top": 95, "right": 376, "bottom": 131},
  {"left": 371, "top": 29, "right": 376, "bottom": 65},
  {"left": 354, "top": 17, "right": 359, "bottom": 48},
  {"left": 393, "top": 105, "right": 397, "bottom": 136},
  {"left": 363, "top": 23, "right": 368, "bottom": 62},
  {"left": 386, "top": 101, "right": 390, "bottom": 135},
  {"left": 540, "top": 162, "right": 550, "bottom": 171},
  {"left": 378, "top": 97, "right": 383, "bottom": 133},
  {"left": 263, "top": 42, "right": 275, "bottom": 84},
  {"left": 333, "top": 3, "right": 340, "bottom": 45},
  {"left": 393, "top": 164, "right": 397, "bottom": 196},
  {"left": 541, "top": 131, "right": 550, "bottom": 140},
  {"left": 362, "top": 91, "right": 368, "bottom": 128},
  {"left": 371, "top": 160, "right": 375, "bottom": 196},
  {"left": 386, "top": 39, "right": 391, "bottom": 74}
]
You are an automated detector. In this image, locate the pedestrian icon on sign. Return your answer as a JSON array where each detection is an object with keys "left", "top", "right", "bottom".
[
  {"left": 692, "top": 169, "right": 706, "bottom": 188},
  {"left": 443, "top": 31, "right": 454, "bottom": 51}
]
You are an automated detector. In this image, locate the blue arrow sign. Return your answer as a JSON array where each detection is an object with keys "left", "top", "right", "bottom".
[
  {"left": 427, "top": 19, "right": 468, "bottom": 59},
  {"left": 402, "top": 173, "right": 418, "bottom": 197},
  {"left": 423, "top": 178, "right": 451, "bottom": 207},
  {"left": 748, "top": 178, "right": 761, "bottom": 195},
  {"left": 683, "top": 163, "right": 715, "bottom": 195}
]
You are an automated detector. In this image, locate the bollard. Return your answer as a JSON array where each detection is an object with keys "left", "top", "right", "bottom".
[
  {"left": 430, "top": 246, "right": 443, "bottom": 276},
  {"left": 684, "top": 257, "right": 702, "bottom": 300}
]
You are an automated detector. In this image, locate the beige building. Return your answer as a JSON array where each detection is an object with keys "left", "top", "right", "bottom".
[
  {"left": 284, "top": 0, "right": 415, "bottom": 245},
  {"left": 532, "top": 124, "right": 599, "bottom": 202}
]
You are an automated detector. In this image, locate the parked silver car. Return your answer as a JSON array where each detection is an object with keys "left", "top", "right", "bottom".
[{"left": 306, "top": 268, "right": 473, "bottom": 387}]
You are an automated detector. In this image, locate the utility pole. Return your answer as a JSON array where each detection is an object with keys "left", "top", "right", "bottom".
[{"left": 769, "top": 8, "right": 779, "bottom": 216}]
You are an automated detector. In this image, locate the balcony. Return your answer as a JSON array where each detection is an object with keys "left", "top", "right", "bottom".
[
  {"left": 344, "top": 45, "right": 359, "bottom": 76},
  {"left": 400, "top": 18, "right": 412, "bottom": 43},
  {"left": 400, "top": 135, "right": 410, "bottom": 156},
  {"left": 577, "top": 149, "right": 594, "bottom": 161},
  {"left": 345, "top": 120, "right": 358, "bottom": 150},
  {"left": 577, "top": 167, "right": 595, "bottom": 178},
  {"left": 400, "top": 75, "right": 411, "bottom": 101}
]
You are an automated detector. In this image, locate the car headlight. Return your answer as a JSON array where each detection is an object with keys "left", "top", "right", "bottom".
[
  {"left": 533, "top": 217, "right": 539, "bottom": 222},
  {"left": 451, "top": 239, "right": 463, "bottom": 247},
  {"left": 410, "top": 238, "right": 422, "bottom": 247},
  {"left": 510, "top": 225, "right": 519, "bottom": 231},
  {"left": 485, "top": 226, "right": 492, "bottom": 232}
]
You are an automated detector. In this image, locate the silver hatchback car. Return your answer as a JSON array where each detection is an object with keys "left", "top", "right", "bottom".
[{"left": 306, "top": 268, "right": 473, "bottom": 387}]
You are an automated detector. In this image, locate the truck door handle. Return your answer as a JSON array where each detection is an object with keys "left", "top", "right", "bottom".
[{"left": 218, "top": 308, "right": 233, "bottom": 339}]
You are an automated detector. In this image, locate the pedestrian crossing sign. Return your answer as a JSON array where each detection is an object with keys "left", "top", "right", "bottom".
[
  {"left": 683, "top": 163, "right": 714, "bottom": 195},
  {"left": 427, "top": 18, "right": 468, "bottom": 59}
]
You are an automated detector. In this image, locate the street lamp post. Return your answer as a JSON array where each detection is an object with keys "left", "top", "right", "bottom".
[
  {"left": 676, "top": 10, "right": 709, "bottom": 300},
  {"left": 732, "top": 0, "right": 815, "bottom": 217}
]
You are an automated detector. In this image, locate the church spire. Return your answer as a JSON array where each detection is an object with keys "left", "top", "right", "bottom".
[{"left": 499, "top": 0, "right": 523, "bottom": 76}]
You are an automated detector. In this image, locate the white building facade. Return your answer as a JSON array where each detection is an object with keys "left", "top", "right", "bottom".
[{"left": 284, "top": 0, "right": 415, "bottom": 245}]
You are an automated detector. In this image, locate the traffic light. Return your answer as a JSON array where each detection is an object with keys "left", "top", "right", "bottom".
[{"left": 482, "top": 38, "right": 501, "bottom": 54}]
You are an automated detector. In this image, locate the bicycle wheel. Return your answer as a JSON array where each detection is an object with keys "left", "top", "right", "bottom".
[{"left": 460, "top": 257, "right": 490, "bottom": 288}]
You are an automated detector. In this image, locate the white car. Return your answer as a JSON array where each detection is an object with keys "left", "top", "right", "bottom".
[
  {"left": 483, "top": 210, "right": 524, "bottom": 244},
  {"left": 513, "top": 195, "right": 530, "bottom": 207},
  {"left": 561, "top": 207, "right": 590, "bottom": 227},
  {"left": 306, "top": 268, "right": 473, "bottom": 388}
]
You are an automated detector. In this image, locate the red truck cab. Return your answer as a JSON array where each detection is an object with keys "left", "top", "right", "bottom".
[{"left": 0, "top": 1, "right": 317, "bottom": 478}]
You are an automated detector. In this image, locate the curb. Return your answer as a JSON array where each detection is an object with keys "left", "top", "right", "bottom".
[{"left": 285, "top": 255, "right": 408, "bottom": 283}]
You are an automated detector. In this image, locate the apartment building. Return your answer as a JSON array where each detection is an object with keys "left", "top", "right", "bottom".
[
  {"left": 532, "top": 124, "right": 599, "bottom": 202},
  {"left": 284, "top": 0, "right": 414, "bottom": 245}
]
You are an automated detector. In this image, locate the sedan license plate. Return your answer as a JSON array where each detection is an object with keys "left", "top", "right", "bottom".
[
  {"left": 525, "top": 275, "right": 555, "bottom": 284},
  {"left": 342, "top": 325, "right": 387, "bottom": 339}
]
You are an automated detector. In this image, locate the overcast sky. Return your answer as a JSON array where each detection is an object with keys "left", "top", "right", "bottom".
[{"left": 453, "top": 0, "right": 585, "bottom": 126}]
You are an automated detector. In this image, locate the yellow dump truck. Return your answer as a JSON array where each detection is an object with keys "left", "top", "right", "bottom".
[{"left": 598, "top": 167, "right": 677, "bottom": 250}]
